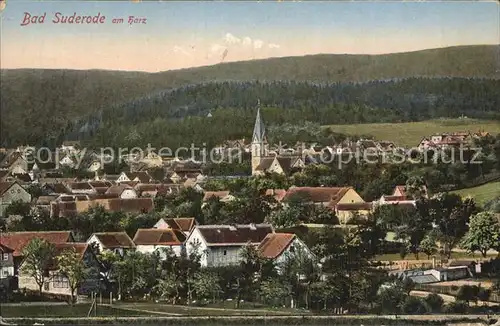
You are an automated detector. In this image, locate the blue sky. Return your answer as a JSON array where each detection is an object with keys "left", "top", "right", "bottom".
[{"left": 1, "top": 1, "right": 498, "bottom": 71}]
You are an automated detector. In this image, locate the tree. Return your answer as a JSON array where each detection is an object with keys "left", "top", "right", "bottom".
[
  {"left": 376, "top": 285, "right": 407, "bottom": 314},
  {"left": 421, "top": 193, "right": 476, "bottom": 258},
  {"left": 424, "top": 293, "right": 444, "bottom": 313},
  {"left": 460, "top": 211, "right": 500, "bottom": 257},
  {"left": 456, "top": 285, "right": 480, "bottom": 306},
  {"left": 20, "top": 238, "right": 56, "bottom": 296},
  {"left": 402, "top": 296, "right": 429, "bottom": 314},
  {"left": 419, "top": 231, "right": 439, "bottom": 259},
  {"left": 56, "top": 247, "right": 91, "bottom": 304},
  {"left": 191, "top": 269, "right": 221, "bottom": 302}
]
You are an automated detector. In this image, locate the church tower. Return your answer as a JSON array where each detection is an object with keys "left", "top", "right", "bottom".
[{"left": 251, "top": 99, "right": 268, "bottom": 175}]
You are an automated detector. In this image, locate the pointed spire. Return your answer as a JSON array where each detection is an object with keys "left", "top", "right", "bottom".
[{"left": 252, "top": 99, "right": 265, "bottom": 143}]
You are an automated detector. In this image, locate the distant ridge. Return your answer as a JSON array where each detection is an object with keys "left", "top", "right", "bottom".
[{"left": 1, "top": 44, "right": 499, "bottom": 146}]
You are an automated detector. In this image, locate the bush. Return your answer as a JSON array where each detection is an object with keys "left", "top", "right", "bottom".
[
  {"left": 424, "top": 293, "right": 444, "bottom": 313},
  {"left": 402, "top": 296, "right": 430, "bottom": 314},
  {"left": 444, "top": 301, "right": 468, "bottom": 314}
]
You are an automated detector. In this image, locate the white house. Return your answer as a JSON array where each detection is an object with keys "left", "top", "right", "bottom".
[
  {"left": 0, "top": 244, "right": 14, "bottom": 283},
  {"left": 87, "top": 232, "right": 135, "bottom": 256},
  {"left": 185, "top": 224, "right": 274, "bottom": 267},
  {"left": 133, "top": 228, "right": 185, "bottom": 258},
  {"left": 105, "top": 184, "right": 138, "bottom": 199}
]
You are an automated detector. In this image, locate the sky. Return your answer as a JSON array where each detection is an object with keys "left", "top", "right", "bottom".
[{"left": 0, "top": 1, "right": 499, "bottom": 72}]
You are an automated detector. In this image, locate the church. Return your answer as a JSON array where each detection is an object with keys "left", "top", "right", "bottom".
[{"left": 250, "top": 101, "right": 305, "bottom": 176}]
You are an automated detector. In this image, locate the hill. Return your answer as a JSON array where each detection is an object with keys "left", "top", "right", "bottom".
[
  {"left": 452, "top": 181, "right": 500, "bottom": 206},
  {"left": 326, "top": 119, "right": 500, "bottom": 147},
  {"left": 1, "top": 45, "right": 499, "bottom": 146}
]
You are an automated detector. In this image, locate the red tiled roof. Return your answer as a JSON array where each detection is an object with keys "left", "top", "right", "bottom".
[
  {"left": 91, "top": 232, "right": 135, "bottom": 249},
  {"left": 47, "top": 243, "right": 89, "bottom": 270},
  {"left": 133, "top": 229, "right": 185, "bottom": 246},
  {"left": 106, "top": 184, "right": 133, "bottom": 196},
  {"left": 89, "top": 181, "right": 112, "bottom": 188},
  {"left": 0, "top": 231, "right": 73, "bottom": 256},
  {"left": 258, "top": 233, "right": 295, "bottom": 259},
  {"left": 164, "top": 217, "right": 196, "bottom": 233},
  {"left": 196, "top": 224, "right": 273, "bottom": 246},
  {"left": 383, "top": 195, "right": 409, "bottom": 202},
  {"left": 203, "top": 191, "right": 230, "bottom": 202},
  {"left": 0, "top": 243, "right": 14, "bottom": 253},
  {"left": 265, "top": 189, "right": 287, "bottom": 202}
]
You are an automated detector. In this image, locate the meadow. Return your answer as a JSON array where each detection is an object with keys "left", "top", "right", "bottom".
[
  {"left": 326, "top": 118, "right": 500, "bottom": 147},
  {"left": 452, "top": 181, "right": 500, "bottom": 206}
]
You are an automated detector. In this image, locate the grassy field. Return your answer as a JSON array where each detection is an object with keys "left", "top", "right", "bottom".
[
  {"left": 452, "top": 181, "right": 500, "bottom": 206},
  {"left": 326, "top": 118, "right": 500, "bottom": 147},
  {"left": 114, "top": 302, "right": 304, "bottom": 316},
  {"left": 0, "top": 303, "right": 152, "bottom": 317},
  {"left": 374, "top": 251, "right": 498, "bottom": 262}
]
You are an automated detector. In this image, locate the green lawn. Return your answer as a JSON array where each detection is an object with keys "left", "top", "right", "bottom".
[
  {"left": 374, "top": 251, "right": 498, "bottom": 262},
  {"left": 326, "top": 118, "right": 500, "bottom": 147},
  {"left": 452, "top": 181, "right": 500, "bottom": 206},
  {"left": 115, "top": 302, "right": 303, "bottom": 316},
  {"left": 0, "top": 303, "right": 152, "bottom": 318}
]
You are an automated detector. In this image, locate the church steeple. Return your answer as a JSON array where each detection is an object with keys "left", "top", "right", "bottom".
[
  {"left": 251, "top": 99, "right": 268, "bottom": 175},
  {"left": 252, "top": 99, "right": 266, "bottom": 143}
]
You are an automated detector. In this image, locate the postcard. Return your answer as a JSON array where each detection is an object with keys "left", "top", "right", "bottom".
[{"left": 0, "top": 1, "right": 500, "bottom": 320}]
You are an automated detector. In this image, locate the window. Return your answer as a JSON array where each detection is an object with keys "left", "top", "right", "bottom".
[
  {"left": 53, "top": 275, "right": 69, "bottom": 288},
  {"left": 3, "top": 270, "right": 10, "bottom": 277},
  {"left": 289, "top": 245, "right": 295, "bottom": 253},
  {"left": 223, "top": 250, "right": 227, "bottom": 256},
  {"left": 44, "top": 282, "right": 50, "bottom": 291},
  {"left": 2, "top": 253, "right": 8, "bottom": 261}
]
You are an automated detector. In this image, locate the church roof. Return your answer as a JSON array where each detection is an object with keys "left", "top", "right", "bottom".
[{"left": 252, "top": 101, "right": 266, "bottom": 143}]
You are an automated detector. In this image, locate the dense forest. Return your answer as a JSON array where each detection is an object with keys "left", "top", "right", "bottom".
[
  {"left": 1, "top": 44, "right": 499, "bottom": 147},
  {"left": 65, "top": 78, "right": 500, "bottom": 149}
]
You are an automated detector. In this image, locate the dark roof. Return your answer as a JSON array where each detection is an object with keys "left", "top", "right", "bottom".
[
  {"left": 133, "top": 229, "right": 185, "bottom": 246},
  {"left": 0, "top": 243, "right": 14, "bottom": 253},
  {"left": 67, "top": 182, "right": 93, "bottom": 191},
  {"left": 336, "top": 202, "right": 373, "bottom": 211},
  {"left": 0, "top": 181, "right": 15, "bottom": 196},
  {"left": 106, "top": 184, "right": 133, "bottom": 196},
  {"left": 283, "top": 187, "right": 352, "bottom": 205},
  {"left": 89, "top": 181, "right": 112, "bottom": 188},
  {"left": 126, "top": 172, "right": 151, "bottom": 183},
  {"left": 164, "top": 217, "right": 196, "bottom": 233},
  {"left": 0, "top": 170, "right": 9, "bottom": 180},
  {"left": 0, "top": 231, "right": 74, "bottom": 256},
  {"left": 91, "top": 232, "right": 135, "bottom": 249},
  {"left": 258, "top": 233, "right": 295, "bottom": 259},
  {"left": 0, "top": 152, "right": 25, "bottom": 168},
  {"left": 255, "top": 157, "right": 274, "bottom": 171},
  {"left": 196, "top": 224, "right": 273, "bottom": 246},
  {"left": 50, "top": 202, "right": 77, "bottom": 218},
  {"left": 108, "top": 198, "right": 154, "bottom": 213},
  {"left": 449, "top": 260, "right": 476, "bottom": 267},
  {"left": 12, "top": 173, "right": 32, "bottom": 182},
  {"left": 44, "top": 183, "right": 71, "bottom": 194}
]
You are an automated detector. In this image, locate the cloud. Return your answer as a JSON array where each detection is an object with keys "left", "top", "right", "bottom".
[
  {"left": 268, "top": 43, "right": 280, "bottom": 49},
  {"left": 209, "top": 44, "right": 227, "bottom": 58},
  {"left": 173, "top": 45, "right": 192, "bottom": 57},
  {"left": 242, "top": 37, "right": 252, "bottom": 47},
  {"left": 253, "top": 39, "right": 264, "bottom": 49},
  {"left": 224, "top": 33, "right": 241, "bottom": 45}
]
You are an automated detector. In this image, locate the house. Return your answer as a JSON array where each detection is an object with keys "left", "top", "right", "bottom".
[
  {"left": 0, "top": 231, "right": 74, "bottom": 273},
  {"left": 202, "top": 191, "right": 235, "bottom": 203},
  {"left": 105, "top": 184, "right": 138, "bottom": 199},
  {"left": 116, "top": 172, "right": 152, "bottom": 184},
  {"left": 282, "top": 186, "right": 365, "bottom": 209},
  {"left": 423, "top": 266, "right": 472, "bottom": 282},
  {"left": 58, "top": 155, "right": 76, "bottom": 169},
  {"left": 87, "top": 232, "right": 135, "bottom": 256},
  {"left": 393, "top": 185, "right": 407, "bottom": 197},
  {"left": 66, "top": 182, "right": 95, "bottom": 195},
  {"left": 75, "top": 198, "right": 154, "bottom": 214},
  {"left": 0, "top": 181, "right": 32, "bottom": 217},
  {"left": 334, "top": 202, "right": 373, "bottom": 224},
  {"left": 0, "top": 244, "right": 15, "bottom": 289},
  {"left": 265, "top": 189, "right": 287, "bottom": 203},
  {"left": 0, "top": 152, "right": 29, "bottom": 175},
  {"left": 185, "top": 224, "right": 274, "bottom": 267},
  {"left": 258, "top": 233, "right": 314, "bottom": 266},
  {"left": 254, "top": 156, "right": 305, "bottom": 176},
  {"left": 87, "top": 160, "right": 102, "bottom": 173},
  {"left": 18, "top": 243, "right": 100, "bottom": 299},
  {"left": 153, "top": 217, "right": 197, "bottom": 235},
  {"left": 133, "top": 228, "right": 185, "bottom": 257}
]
